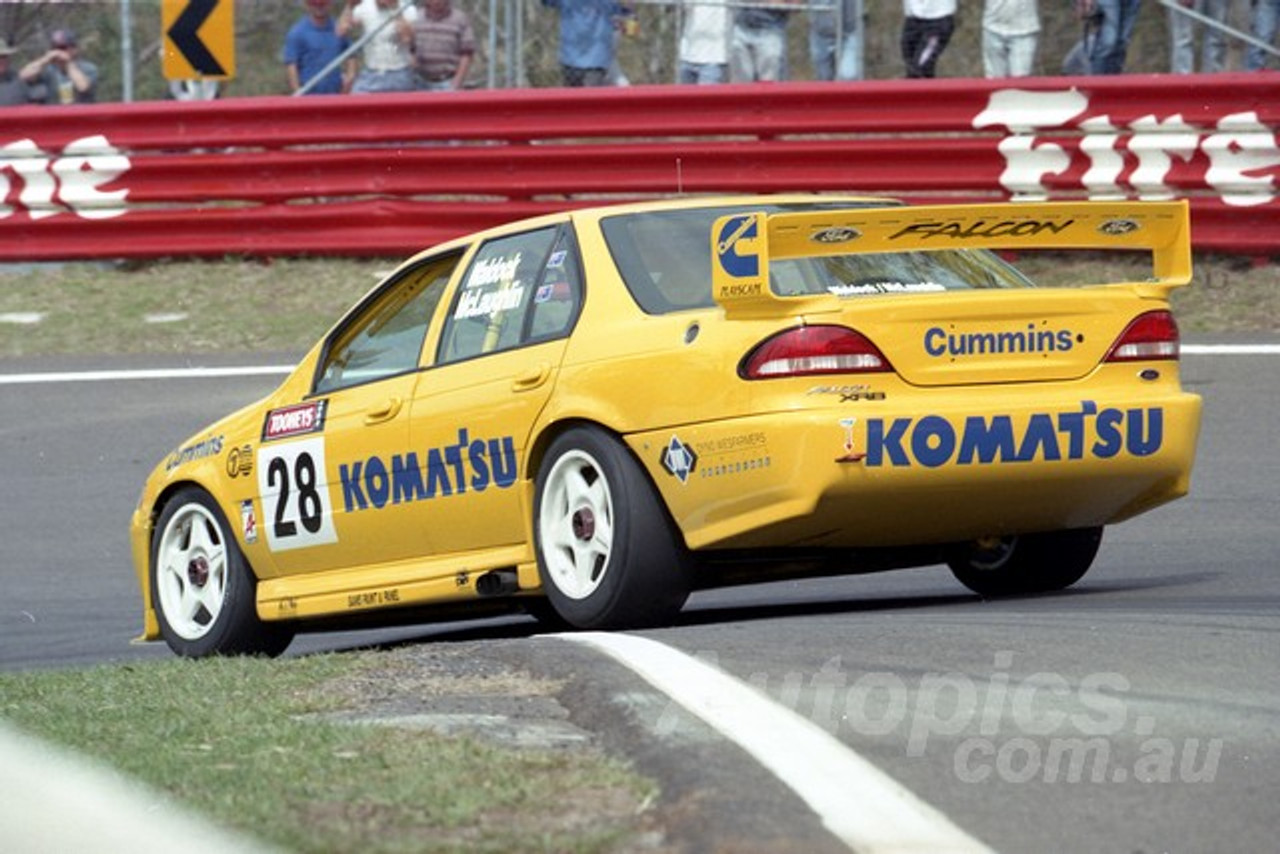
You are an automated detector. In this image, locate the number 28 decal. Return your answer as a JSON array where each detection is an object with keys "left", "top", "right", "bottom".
[{"left": 257, "top": 437, "right": 338, "bottom": 552}]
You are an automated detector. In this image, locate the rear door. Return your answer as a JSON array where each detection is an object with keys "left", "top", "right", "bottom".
[{"left": 406, "top": 224, "right": 584, "bottom": 555}]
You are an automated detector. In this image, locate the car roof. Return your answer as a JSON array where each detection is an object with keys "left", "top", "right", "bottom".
[
  {"left": 407, "top": 193, "right": 899, "bottom": 262},
  {"left": 565, "top": 193, "right": 897, "bottom": 223}
]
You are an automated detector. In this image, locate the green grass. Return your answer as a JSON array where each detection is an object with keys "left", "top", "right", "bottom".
[
  {"left": 0, "top": 258, "right": 390, "bottom": 358},
  {"left": 0, "top": 651, "right": 655, "bottom": 853}
]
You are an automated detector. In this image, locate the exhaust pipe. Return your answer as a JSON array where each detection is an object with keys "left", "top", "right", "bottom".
[{"left": 475, "top": 569, "right": 519, "bottom": 597}]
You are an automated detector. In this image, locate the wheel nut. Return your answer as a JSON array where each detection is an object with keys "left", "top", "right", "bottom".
[
  {"left": 188, "top": 556, "right": 209, "bottom": 587},
  {"left": 572, "top": 508, "right": 595, "bottom": 541}
]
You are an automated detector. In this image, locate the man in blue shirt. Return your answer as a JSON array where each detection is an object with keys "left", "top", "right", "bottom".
[
  {"left": 284, "top": 0, "right": 355, "bottom": 94},
  {"left": 541, "top": 0, "right": 627, "bottom": 87}
]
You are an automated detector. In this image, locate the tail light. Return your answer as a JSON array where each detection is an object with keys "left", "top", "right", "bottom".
[
  {"left": 740, "top": 325, "right": 892, "bottom": 379},
  {"left": 1105, "top": 310, "right": 1180, "bottom": 362}
]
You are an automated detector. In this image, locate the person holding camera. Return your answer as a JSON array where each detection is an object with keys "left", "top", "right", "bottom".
[{"left": 19, "top": 28, "right": 97, "bottom": 104}]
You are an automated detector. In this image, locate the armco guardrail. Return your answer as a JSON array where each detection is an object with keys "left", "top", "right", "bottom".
[{"left": 1, "top": 74, "right": 1277, "bottom": 260}]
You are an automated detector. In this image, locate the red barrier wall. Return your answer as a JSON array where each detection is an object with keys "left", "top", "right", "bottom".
[{"left": 2, "top": 74, "right": 1277, "bottom": 260}]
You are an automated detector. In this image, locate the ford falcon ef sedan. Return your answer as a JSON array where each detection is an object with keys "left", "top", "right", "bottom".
[{"left": 131, "top": 195, "right": 1201, "bottom": 657}]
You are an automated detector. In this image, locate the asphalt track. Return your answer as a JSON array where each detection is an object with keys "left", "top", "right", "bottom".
[{"left": 1, "top": 343, "right": 1277, "bottom": 852}]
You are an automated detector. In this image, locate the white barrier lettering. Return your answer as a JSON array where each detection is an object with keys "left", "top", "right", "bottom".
[
  {"left": 975, "top": 89, "right": 1280, "bottom": 206},
  {"left": 0, "top": 134, "right": 130, "bottom": 220}
]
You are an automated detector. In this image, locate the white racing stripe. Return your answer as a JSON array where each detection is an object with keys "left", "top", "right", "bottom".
[
  {"left": 558, "top": 631, "right": 995, "bottom": 854},
  {"left": 0, "top": 344, "right": 1273, "bottom": 386}
]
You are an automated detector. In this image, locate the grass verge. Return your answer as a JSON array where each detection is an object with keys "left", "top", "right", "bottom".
[
  {"left": 0, "top": 650, "right": 655, "bottom": 853},
  {"left": 0, "top": 252, "right": 1277, "bottom": 360},
  {"left": 0, "top": 258, "right": 390, "bottom": 358}
]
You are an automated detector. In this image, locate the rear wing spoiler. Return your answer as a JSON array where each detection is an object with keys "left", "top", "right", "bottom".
[{"left": 711, "top": 200, "right": 1192, "bottom": 318}]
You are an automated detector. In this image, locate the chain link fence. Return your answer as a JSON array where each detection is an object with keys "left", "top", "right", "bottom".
[
  {"left": 0, "top": 0, "right": 1266, "bottom": 102},
  {"left": 463, "top": 0, "right": 850, "bottom": 89}
]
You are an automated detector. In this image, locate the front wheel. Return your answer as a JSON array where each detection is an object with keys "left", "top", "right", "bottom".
[
  {"left": 948, "top": 527, "right": 1103, "bottom": 597},
  {"left": 534, "top": 427, "right": 691, "bottom": 629},
  {"left": 151, "top": 487, "right": 293, "bottom": 658}
]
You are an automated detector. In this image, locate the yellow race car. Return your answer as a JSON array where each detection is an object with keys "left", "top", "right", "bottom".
[{"left": 130, "top": 195, "right": 1202, "bottom": 657}]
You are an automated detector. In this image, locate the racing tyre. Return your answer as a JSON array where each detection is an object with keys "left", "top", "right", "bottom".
[
  {"left": 521, "top": 597, "right": 573, "bottom": 631},
  {"left": 152, "top": 487, "right": 293, "bottom": 658},
  {"left": 534, "top": 427, "right": 691, "bottom": 629},
  {"left": 948, "top": 527, "right": 1103, "bottom": 598}
]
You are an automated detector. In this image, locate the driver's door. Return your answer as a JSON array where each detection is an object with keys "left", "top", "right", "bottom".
[{"left": 257, "top": 252, "right": 460, "bottom": 576}]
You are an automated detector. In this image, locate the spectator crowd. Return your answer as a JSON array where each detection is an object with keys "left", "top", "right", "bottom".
[{"left": 0, "top": 0, "right": 1278, "bottom": 107}]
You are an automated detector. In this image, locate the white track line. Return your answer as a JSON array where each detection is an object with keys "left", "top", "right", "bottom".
[
  {"left": 558, "top": 631, "right": 995, "bottom": 854},
  {"left": 1182, "top": 344, "right": 1280, "bottom": 355},
  {"left": 0, "top": 366, "right": 293, "bottom": 385}
]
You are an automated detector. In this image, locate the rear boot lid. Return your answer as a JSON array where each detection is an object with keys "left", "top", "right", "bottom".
[{"left": 710, "top": 200, "right": 1191, "bottom": 386}]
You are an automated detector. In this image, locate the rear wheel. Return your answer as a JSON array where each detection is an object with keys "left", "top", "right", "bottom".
[
  {"left": 948, "top": 527, "right": 1103, "bottom": 597},
  {"left": 151, "top": 487, "right": 293, "bottom": 658},
  {"left": 534, "top": 427, "right": 690, "bottom": 629}
]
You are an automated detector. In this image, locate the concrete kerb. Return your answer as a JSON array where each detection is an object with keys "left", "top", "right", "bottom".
[{"left": 0, "top": 720, "right": 277, "bottom": 853}]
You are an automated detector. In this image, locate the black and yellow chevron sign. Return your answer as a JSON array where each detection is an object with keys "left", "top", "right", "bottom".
[{"left": 162, "top": 0, "right": 235, "bottom": 80}]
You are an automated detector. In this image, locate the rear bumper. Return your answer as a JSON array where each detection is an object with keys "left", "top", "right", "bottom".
[{"left": 628, "top": 390, "right": 1202, "bottom": 551}]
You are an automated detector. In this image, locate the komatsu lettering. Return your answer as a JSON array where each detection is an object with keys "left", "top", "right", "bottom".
[
  {"left": 889, "top": 219, "right": 1074, "bottom": 241},
  {"left": 339, "top": 429, "right": 517, "bottom": 512},
  {"left": 864, "top": 402, "right": 1163, "bottom": 467},
  {"left": 924, "top": 325, "right": 1075, "bottom": 357}
]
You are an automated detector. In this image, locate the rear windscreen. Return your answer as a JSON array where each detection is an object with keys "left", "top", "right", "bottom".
[{"left": 600, "top": 204, "right": 1036, "bottom": 315}]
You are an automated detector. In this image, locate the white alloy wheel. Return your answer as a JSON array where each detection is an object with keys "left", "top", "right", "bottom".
[
  {"left": 538, "top": 448, "right": 616, "bottom": 600},
  {"left": 948, "top": 527, "right": 1103, "bottom": 597},
  {"left": 155, "top": 502, "right": 229, "bottom": 641}
]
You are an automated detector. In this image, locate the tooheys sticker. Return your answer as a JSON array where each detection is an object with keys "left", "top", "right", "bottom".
[{"left": 262, "top": 399, "right": 328, "bottom": 442}]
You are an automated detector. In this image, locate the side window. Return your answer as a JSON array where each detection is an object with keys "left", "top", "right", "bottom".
[
  {"left": 314, "top": 253, "right": 458, "bottom": 394},
  {"left": 527, "top": 232, "right": 583, "bottom": 341},
  {"left": 601, "top": 210, "right": 717, "bottom": 314},
  {"left": 439, "top": 226, "right": 581, "bottom": 364}
]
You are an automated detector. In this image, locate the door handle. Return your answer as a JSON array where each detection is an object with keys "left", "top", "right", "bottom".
[
  {"left": 512, "top": 363, "right": 552, "bottom": 392},
  {"left": 364, "top": 396, "right": 403, "bottom": 425}
]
